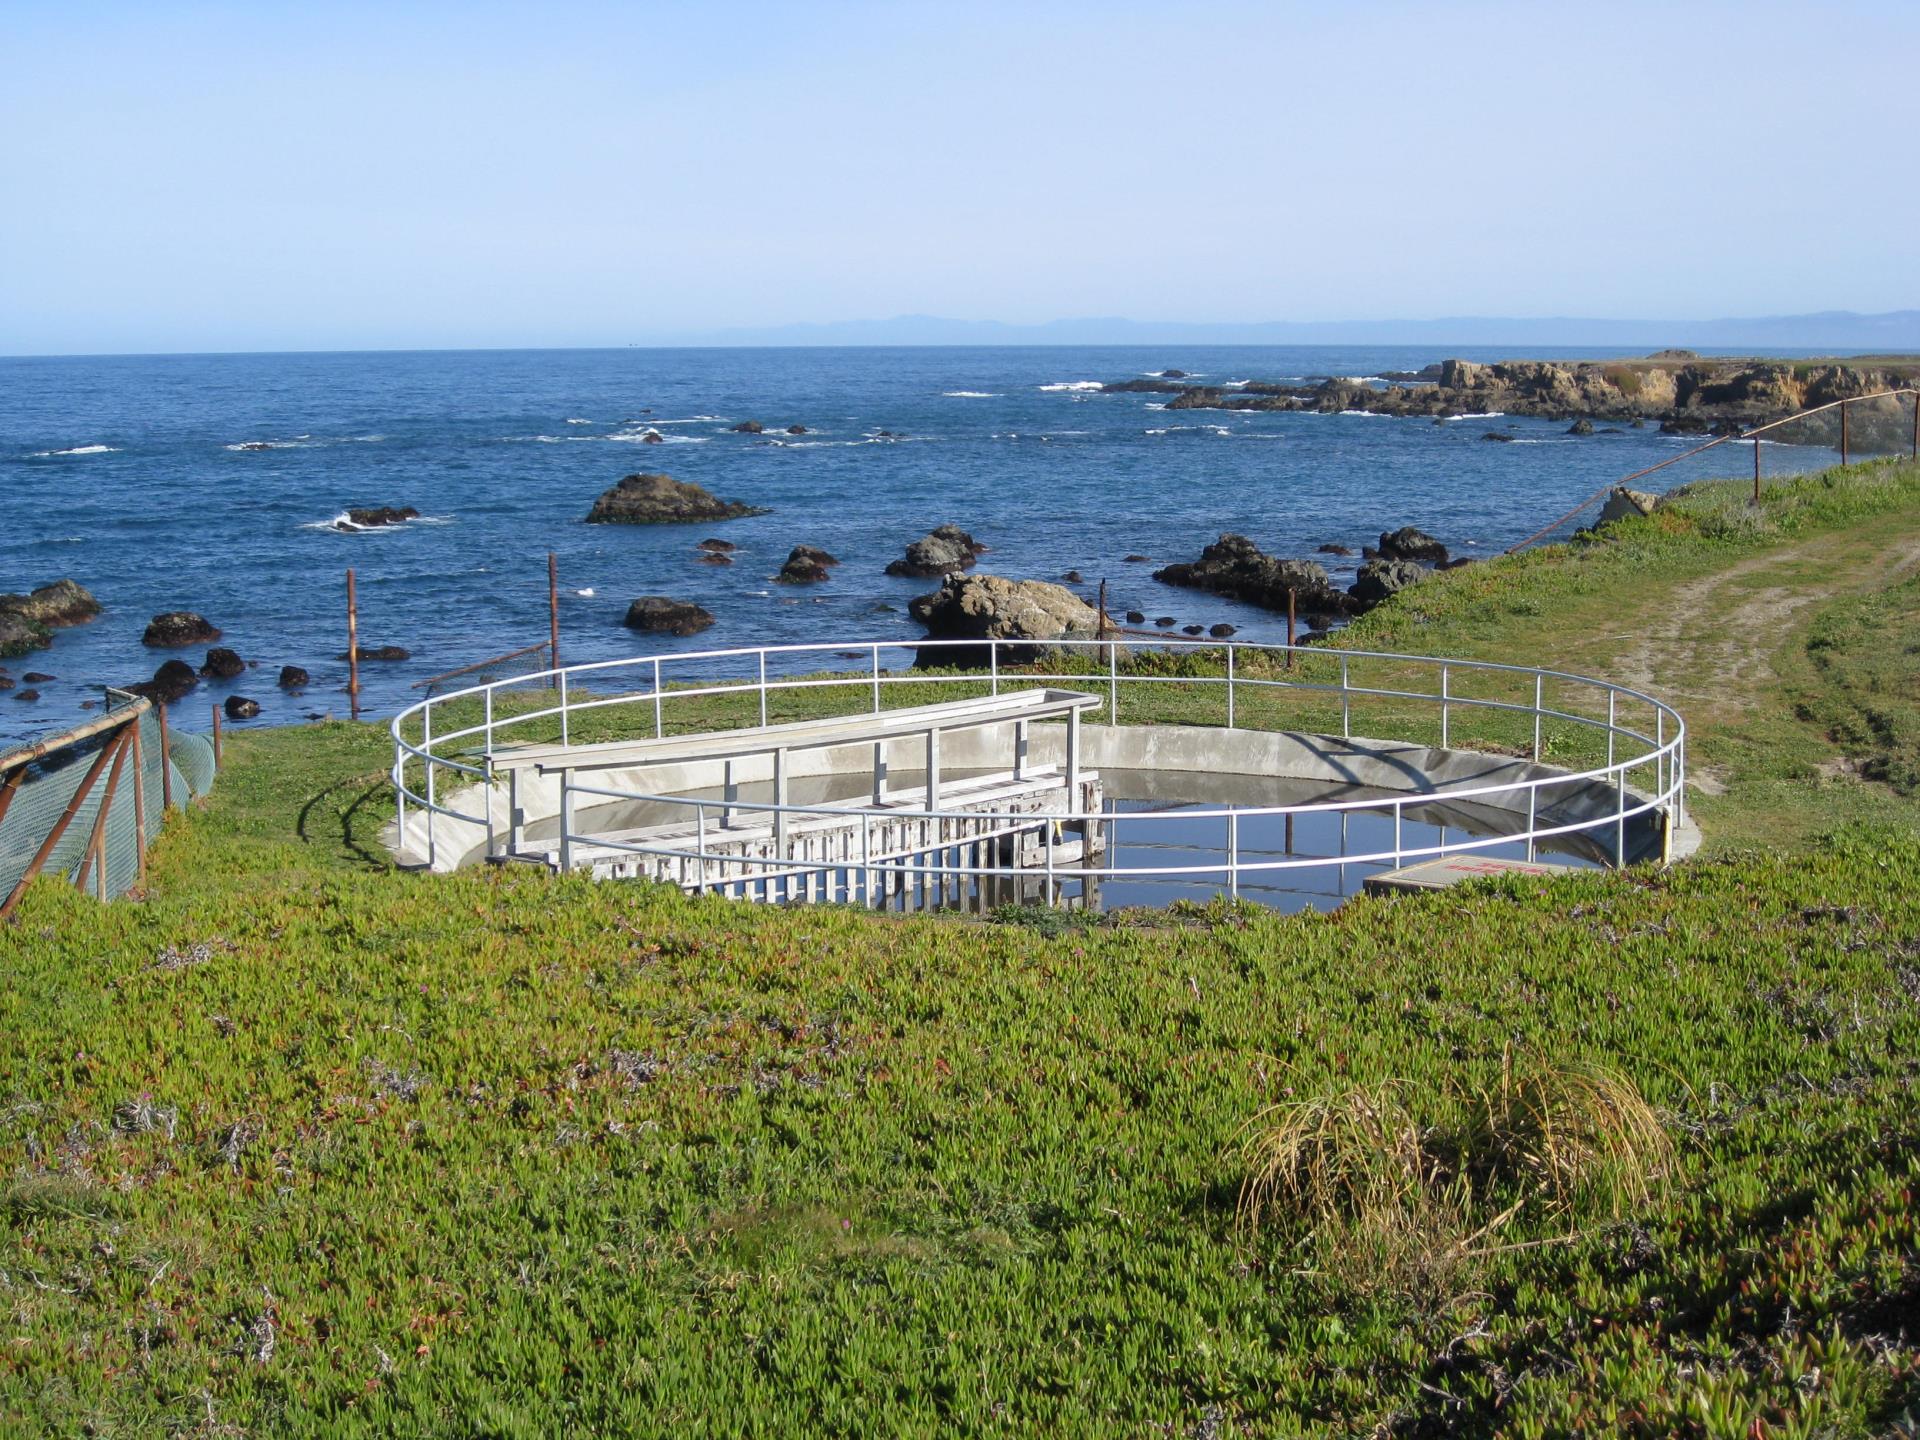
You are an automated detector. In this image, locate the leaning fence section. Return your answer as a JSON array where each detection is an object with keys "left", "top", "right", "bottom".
[{"left": 0, "top": 692, "right": 217, "bottom": 919}]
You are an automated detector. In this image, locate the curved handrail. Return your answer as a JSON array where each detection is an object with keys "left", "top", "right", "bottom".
[{"left": 387, "top": 636, "right": 1687, "bottom": 896}]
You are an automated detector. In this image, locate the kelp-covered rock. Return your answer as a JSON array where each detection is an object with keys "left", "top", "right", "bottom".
[
  {"left": 143, "top": 612, "right": 221, "bottom": 647},
  {"left": 0, "top": 579, "right": 100, "bottom": 629}
]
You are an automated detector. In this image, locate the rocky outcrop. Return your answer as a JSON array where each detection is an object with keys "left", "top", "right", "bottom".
[
  {"left": 1378, "top": 527, "right": 1449, "bottom": 565},
  {"left": 201, "top": 647, "right": 247, "bottom": 679},
  {"left": 623, "top": 597, "right": 715, "bottom": 636},
  {"left": 1596, "top": 487, "right": 1660, "bottom": 528},
  {"left": 0, "top": 579, "right": 100, "bottom": 629},
  {"left": 1121, "top": 355, "right": 1913, "bottom": 436},
  {"left": 224, "top": 695, "right": 261, "bottom": 720},
  {"left": 885, "top": 524, "right": 987, "bottom": 578},
  {"left": 910, "top": 574, "right": 1099, "bottom": 666},
  {"left": 776, "top": 545, "right": 839, "bottom": 584},
  {"left": 731, "top": 420, "right": 764, "bottom": 434},
  {"left": 697, "top": 538, "right": 736, "bottom": 553},
  {"left": 0, "top": 614, "right": 49, "bottom": 659},
  {"left": 1349, "top": 558, "right": 1427, "bottom": 606},
  {"left": 586, "top": 473, "right": 766, "bottom": 525},
  {"left": 278, "top": 665, "right": 310, "bottom": 689},
  {"left": 126, "top": 658, "right": 199, "bottom": 704},
  {"left": 1152, "top": 534, "right": 1352, "bottom": 618},
  {"left": 143, "top": 612, "right": 221, "bottom": 647},
  {"left": 342, "top": 506, "right": 419, "bottom": 529},
  {"left": 1567, "top": 418, "right": 1595, "bottom": 436}
]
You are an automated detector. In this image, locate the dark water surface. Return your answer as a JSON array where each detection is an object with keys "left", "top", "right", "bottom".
[{"left": 1, "top": 345, "right": 1836, "bottom": 747}]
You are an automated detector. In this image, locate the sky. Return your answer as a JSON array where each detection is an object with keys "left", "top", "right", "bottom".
[{"left": 3, "top": 0, "right": 1917, "bottom": 355}]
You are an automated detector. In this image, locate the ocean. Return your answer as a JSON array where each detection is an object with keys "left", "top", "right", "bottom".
[{"left": 0, "top": 345, "right": 1837, "bottom": 748}]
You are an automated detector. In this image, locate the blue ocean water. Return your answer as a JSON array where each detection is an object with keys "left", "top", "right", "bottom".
[{"left": 0, "top": 345, "right": 1835, "bottom": 747}]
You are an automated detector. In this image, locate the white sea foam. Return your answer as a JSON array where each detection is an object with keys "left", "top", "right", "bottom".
[
  {"left": 30, "top": 443, "right": 119, "bottom": 456},
  {"left": 565, "top": 417, "right": 592, "bottom": 425},
  {"left": 1336, "top": 410, "right": 1393, "bottom": 418},
  {"left": 302, "top": 510, "right": 446, "bottom": 533},
  {"left": 1143, "top": 402, "right": 1167, "bottom": 411},
  {"left": 1444, "top": 411, "right": 1506, "bottom": 422},
  {"left": 1037, "top": 380, "right": 1103, "bottom": 392},
  {"left": 575, "top": 587, "right": 595, "bottom": 597},
  {"left": 942, "top": 390, "right": 999, "bottom": 398},
  {"left": 1339, "top": 375, "right": 1388, "bottom": 384}
]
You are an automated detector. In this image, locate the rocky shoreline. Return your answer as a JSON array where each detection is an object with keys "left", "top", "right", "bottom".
[{"left": 1109, "top": 353, "right": 1919, "bottom": 443}]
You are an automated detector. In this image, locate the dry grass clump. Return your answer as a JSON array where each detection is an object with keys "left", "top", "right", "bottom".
[
  {"left": 1467, "top": 1052, "right": 1674, "bottom": 1217},
  {"left": 1237, "top": 1052, "right": 1673, "bottom": 1292}
]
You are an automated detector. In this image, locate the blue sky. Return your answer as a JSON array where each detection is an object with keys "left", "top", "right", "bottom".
[{"left": 3, "top": 0, "right": 1916, "bottom": 354}]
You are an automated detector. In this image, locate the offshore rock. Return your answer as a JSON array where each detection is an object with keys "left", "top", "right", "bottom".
[
  {"left": 126, "top": 658, "right": 200, "bottom": 704},
  {"left": 224, "top": 695, "right": 261, "bottom": 720},
  {"left": 886, "top": 524, "right": 987, "bottom": 578},
  {"left": 911, "top": 574, "right": 1100, "bottom": 666},
  {"left": 776, "top": 545, "right": 839, "bottom": 584},
  {"left": 0, "top": 579, "right": 100, "bottom": 628},
  {"left": 0, "top": 614, "right": 49, "bottom": 659},
  {"left": 1377, "top": 527, "right": 1449, "bottom": 564},
  {"left": 201, "top": 647, "right": 247, "bottom": 679},
  {"left": 586, "top": 473, "right": 767, "bottom": 525},
  {"left": 1153, "top": 534, "right": 1352, "bottom": 618},
  {"left": 623, "top": 596, "right": 715, "bottom": 636},
  {"left": 278, "top": 665, "right": 311, "bottom": 689},
  {"left": 143, "top": 611, "right": 221, "bottom": 647},
  {"left": 342, "top": 506, "right": 420, "bottom": 529}
]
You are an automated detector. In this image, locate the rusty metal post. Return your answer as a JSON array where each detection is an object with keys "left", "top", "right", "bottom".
[
  {"left": 74, "top": 728, "right": 132, "bottom": 899},
  {"left": 1753, "top": 437, "right": 1762, "bottom": 503},
  {"left": 346, "top": 567, "right": 361, "bottom": 720},
  {"left": 211, "top": 703, "right": 223, "bottom": 765},
  {"left": 548, "top": 552, "right": 561, "bottom": 673},
  {"left": 157, "top": 704, "right": 173, "bottom": 810},
  {"left": 1286, "top": 587, "right": 1296, "bottom": 671},
  {"left": 1840, "top": 400, "right": 1849, "bottom": 466}
]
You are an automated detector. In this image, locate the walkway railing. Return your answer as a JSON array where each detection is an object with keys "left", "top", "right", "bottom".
[{"left": 389, "top": 637, "right": 1687, "bottom": 902}]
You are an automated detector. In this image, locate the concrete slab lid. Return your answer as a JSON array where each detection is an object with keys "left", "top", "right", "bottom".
[{"left": 1362, "top": 854, "right": 1585, "bottom": 895}]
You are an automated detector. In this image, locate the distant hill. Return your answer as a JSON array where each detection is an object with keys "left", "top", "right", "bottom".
[{"left": 658, "top": 310, "right": 1920, "bottom": 351}]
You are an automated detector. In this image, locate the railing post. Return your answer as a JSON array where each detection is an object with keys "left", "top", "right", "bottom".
[
  {"left": 1526, "top": 782, "right": 1538, "bottom": 863},
  {"left": 130, "top": 717, "right": 147, "bottom": 887},
  {"left": 1606, "top": 691, "right": 1616, "bottom": 771},
  {"left": 1393, "top": 800, "right": 1404, "bottom": 870},
  {"left": 1439, "top": 665, "right": 1450, "bottom": 749},
  {"left": 558, "top": 768, "right": 574, "bottom": 873},
  {"left": 871, "top": 646, "right": 882, "bottom": 714},
  {"left": 1227, "top": 811, "right": 1239, "bottom": 899},
  {"left": 422, "top": 702, "right": 436, "bottom": 868},
  {"left": 157, "top": 703, "right": 173, "bottom": 810},
  {"left": 1108, "top": 643, "right": 1118, "bottom": 723},
  {"left": 773, "top": 747, "right": 789, "bottom": 860},
  {"left": 1532, "top": 672, "right": 1544, "bottom": 761},
  {"left": 558, "top": 670, "right": 570, "bottom": 746},
  {"left": 1615, "top": 766, "right": 1627, "bottom": 870},
  {"left": 990, "top": 643, "right": 999, "bottom": 697},
  {"left": 696, "top": 804, "right": 708, "bottom": 893},
  {"left": 861, "top": 813, "right": 873, "bottom": 907},
  {"left": 1340, "top": 656, "right": 1351, "bottom": 740},
  {"left": 653, "top": 658, "right": 664, "bottom": 738},
  {"left": 925, "top": 727, "right": 940, "bottom": 812},
  {"left": 757, "top": 651, "right": 769, "bottom": 728},
  {"left": 1226, "top": 645, "right": 1236, "bottom": 729}
]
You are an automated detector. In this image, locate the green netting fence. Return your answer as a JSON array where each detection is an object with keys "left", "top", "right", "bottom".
[{"left": 0, "top": 691, "right": 217, "bottom": 917}]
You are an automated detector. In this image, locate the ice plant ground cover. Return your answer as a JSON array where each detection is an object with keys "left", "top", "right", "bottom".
[{"left": 3, "top": 458, "right": 1919, "bottom": 1436}]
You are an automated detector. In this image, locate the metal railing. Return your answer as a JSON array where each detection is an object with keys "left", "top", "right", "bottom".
[
  {"left": 389, "top": 637, "right": 1687, "bottom": 904},
  {"left": 1508, "top": 386, "right": 1920, "bottom": 552}
]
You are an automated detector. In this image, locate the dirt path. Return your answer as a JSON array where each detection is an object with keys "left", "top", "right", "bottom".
[{"left": 1610, "top": 530, "right": 1920, "bottom": 718}]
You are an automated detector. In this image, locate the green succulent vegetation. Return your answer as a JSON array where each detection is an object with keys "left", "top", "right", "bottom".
[{"left": 3, "top": 459, "right": 1919, "bottom": 1436}]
